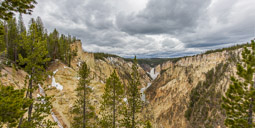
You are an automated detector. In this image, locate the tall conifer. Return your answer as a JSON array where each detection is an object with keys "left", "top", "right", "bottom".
[
  {"left": 122, "top": 56, "right": 143, "bottom": 128},
  {"left": 71, "top": 62, "right": 95, "bottom": 128},
  {"left": 18, "top": 19, "right": 54, "bottom": 127},
  {"left": 100, "top": 70, "right": 125, "bottom": 128}
]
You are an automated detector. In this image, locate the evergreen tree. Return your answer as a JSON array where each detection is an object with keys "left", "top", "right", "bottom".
[
  {"left": 71, "top": 62, "right": 95, "bottom": 128},
  {"left": 20, "top": 91, "right": 56, "bottom": 128},
  {"left": 0, "top": 21, "right": 5, "bottom": 53},
  {"left": 6, "top": 17, "right": 18, "bottom": 63},
  {"left": 144, "top": 120, "right": 152, "bottom": 128},
  {"left": 17, "top": 14, "right": 26, "bottom": 34},
  {"left": 0, "top": 0, "right": 37, "bottom": 20},
  {"left": 17, "top": 14, "right": 27, "bottom": 59},
  {"left": 17, "top": 18, "right": 53, "bottom": 127},
  {"left": 0, "top": 84, "right": 31, "bottom": 127},
  {"left": 36, "top": 16, "right": 45, "bottom": 39},
  {"left": 100, "top": 70, "right": 125, "bottom": 128},
  {"left": 222, "top": 40, "right": 255, "bottom": 127},
  {"left": 52, "top": 28, "right": 59, "bottom": 60},
  {"left": 124, "top": 56, "right": 143, "bottom": 128}
]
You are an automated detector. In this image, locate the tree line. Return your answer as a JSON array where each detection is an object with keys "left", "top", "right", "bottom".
[
  {"left": 0, "top": 1, "right": 152, "bottom": 127},
  {"left": 0, "top": 14, "right": 77, "bottom": 67}
]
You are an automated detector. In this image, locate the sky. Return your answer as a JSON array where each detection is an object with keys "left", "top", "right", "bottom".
[{"left": 22, "top": 0, "right": 255, "bottom": 58}]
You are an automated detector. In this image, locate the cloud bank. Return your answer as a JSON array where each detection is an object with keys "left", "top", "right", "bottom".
[{"left": 23, "top": 0, "right": 255, "bottom": 58}]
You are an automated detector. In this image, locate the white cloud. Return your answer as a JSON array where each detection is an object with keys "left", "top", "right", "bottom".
[{"left": 21, "top": 0, "right": 255, "bottom": 58}]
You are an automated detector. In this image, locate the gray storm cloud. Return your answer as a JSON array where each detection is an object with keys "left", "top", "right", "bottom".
[{"left": 22, "top": 0, "right": 255, "bottom": 58}]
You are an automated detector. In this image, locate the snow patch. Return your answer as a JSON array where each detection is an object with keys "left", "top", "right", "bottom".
[
  {"left": 38, "top": 84, "right": 45, "bottom": 96},
  {"left": 64, "top": 66, "right": 70, "bottom": 69},
  {"left": 37, "top": 81, "right": 63, "bottom": 128},
  {"left": 51, "top": 111, "right": 63, "bottom": 128},
  {"left": 147, "top": 68, "right": 159, "bottom": 80},
  {"left": 140, "top": 83, "right": 151, "bottom": 102},
  {"left": 123, "top": 98, "right": 128, "bottom": 103},
  {"left": 51, "top": 77, "right": 63, "bottom": 91},
  {"left": 78, "top": 62, "right": 81, "bottom": 67},
  {"left": 51, "top": 69, "right": 63, "bottom": 90},
  {"left": 53, "top": 69, "right": 59, "bottom": 75}
]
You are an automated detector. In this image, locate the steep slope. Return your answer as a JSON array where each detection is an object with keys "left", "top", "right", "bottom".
[
  {"left": 0, "top": 40, "right": 246, "bottom": 128},
  {"left": 146, "top": 50, "right": 241, "bottom": 128},
  {"left": 43, "top": 41, "right": 151, "bottom": 127},
  {"left": 0, "top": 41, "right": 151, "bottom": 128}
]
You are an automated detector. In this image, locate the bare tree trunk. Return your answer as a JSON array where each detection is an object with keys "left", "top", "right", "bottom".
[
  {"left": 14, "top": 44, "right": 17, "bottom": 64},
  {"left": 27, "top": 68, "right": 34, "bottom": 122},
  {"left": 132, "top": 87, "right": 135, "bottom": 128},
  {"left": 113, "top": 78, "right": 116, "bottom": 128},
  {"left": 248, "top": 78, "right": 255, "bottom": 126},
  {"left": 83, "top": 83, "right": 86, "bottom": 128},
  {"left": 248, "top": 98, "right": 253, "bottom": 126},
  {"left": 4, "top": 23, "right": 8, "bottom": 56},
  {"left": 18, "top": 78, "right": 30, "bottom": 128}
]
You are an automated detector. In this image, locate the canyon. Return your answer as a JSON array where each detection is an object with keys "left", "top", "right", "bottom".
[{"left": 0, "top": 41, "right": 242, "bottom": 128}]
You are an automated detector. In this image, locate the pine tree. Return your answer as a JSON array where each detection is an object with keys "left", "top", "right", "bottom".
[
  {"left": 0, "top": 84, "right": 31, "bottom": 127},
  {"left": 17, "top": 14, "right": 27, "bottom": 59},
  {"left": 144, "top": 120, "right": 152, "bottom": 128},
  {"left": 0, "top": 21, "right": 5, "bottom": 53},
  {"left": 17, "top": 18, "right": 53, "bottom": 127},
  {"left": 71, "top": 62, "right": 96, "bottom": 128},
  {"left": 52, "top": 28, "right": 59, "bottom": 60},
  {"left": 125, "top": 56, "right": 143, "bottom": 128},
  {"left": 20, "top": 91, "right": 56, "bottom": 128},
  {"left": 222, "top": 40, "right": 255, "bottom": 127},
  {"left": 100, "top": 70, "right": 125, "bottom": 128},
  {"left": 7, "top": 17, "right": 18, "bottom": 63},
  {"left": 0, "top": 0, "right": 37, "bottom": 20},
  {"left": 18, "top": 14, "right": 26, "bottom": 34}
]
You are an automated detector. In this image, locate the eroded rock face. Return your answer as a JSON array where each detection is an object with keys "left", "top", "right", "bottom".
[
  {"left": 0, "top": 40, "right": 243, "bottom": 128},
  {"left": 44, "top": 41, "right": 151, "bottom": 128},
  {"left": 146, "top": 50, "right": 240, "bottom": 128}
]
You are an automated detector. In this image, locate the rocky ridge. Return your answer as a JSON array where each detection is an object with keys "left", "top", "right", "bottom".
[{"left": 0, "top": 40, "right": 244, "bottom": 128}]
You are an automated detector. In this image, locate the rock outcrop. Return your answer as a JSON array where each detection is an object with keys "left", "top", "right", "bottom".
[
  {"left": 0, "top": 40, "right": 244, "bottom": 128},
  {"left": 146, "top": 50, "right": 241, "bottom": 128}
]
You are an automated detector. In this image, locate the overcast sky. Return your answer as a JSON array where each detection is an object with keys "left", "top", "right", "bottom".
[{"left": 22, "top": 0, "right": 255, "bottom": 58}]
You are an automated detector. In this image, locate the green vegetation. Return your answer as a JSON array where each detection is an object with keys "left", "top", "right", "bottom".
[
  {"left": 124, "top": 58, "right": 181, "bottom": 67},
  {"left": 71, "top": 62, "right": 96, "bottom": 128},
  {"left": 0, "top": 85, "right": 31, "bottom": 127},
  {"left": 17, "top": 19, "right": 56, "bottom": 127},
  {"left": 99, "top": 70, "right": 125, "bottom": 128},
  {"left": 1, "top": 15, "right": 77, "bottom": 68},
  {"left": 0, "top": 1, "right": 156, "bottom": 128},
  {"left": 124, "top": 56, "right": 144, "bottom": 127},
  {"left": 185, "top": 62, "right": 229, "bottom": 127},
  {"left": 222, "top": 40, "right": 255, "bottom": 127},
  {"left": 0, "top": 0, "right": 37, "bottom": 20},
  {"left": 145, "top": 120, "right": 153, "bottom": 128},
  {"left": 94, "top": 52, "right": 120, "bottom": 60},
  {"left": 204, "top": 43, "right": 250, "bottom": 54}
]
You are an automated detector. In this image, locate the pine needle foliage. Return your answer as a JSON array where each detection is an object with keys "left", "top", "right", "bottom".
[
  {"left": 99, "top": 70, "right": 125, "bottom": 128},
  {"left": 71, "top": 62, "right": 96, "bottom": 128},
  {"left": 222, "top": 40, "right": 255, "bottom": 127},
  {"left": 0, "top": 84, "right": 31, "bottom": 127},
  {"left": 123, "top": 56, "right": 144, "bottom": 128},
  {"left": 17, "top": 19, "right": 55, "bottom": 128}
]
